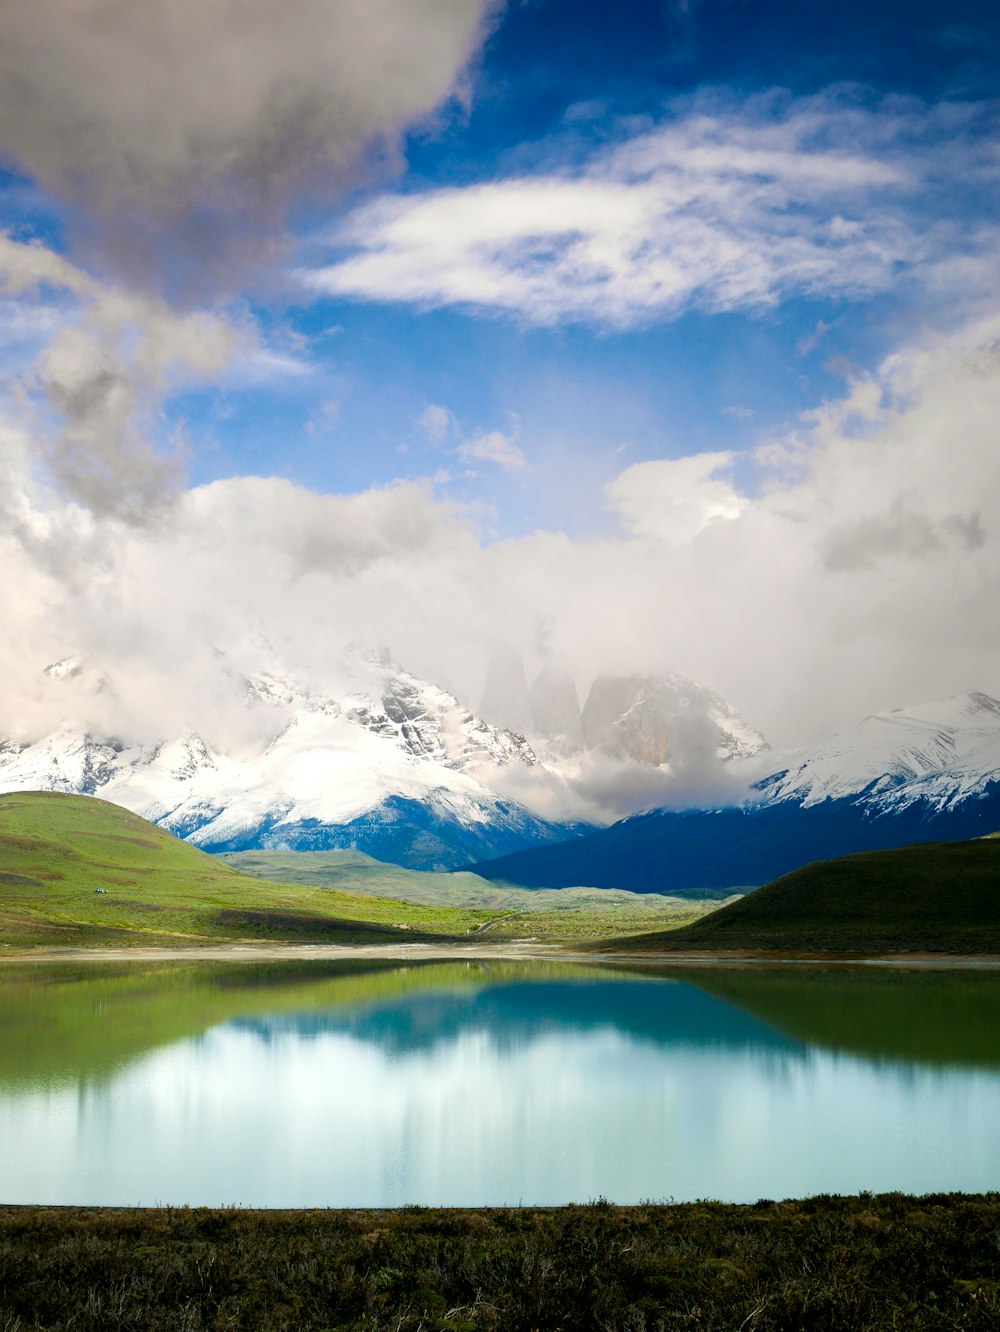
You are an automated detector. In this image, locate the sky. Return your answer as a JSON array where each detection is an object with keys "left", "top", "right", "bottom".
[{"left": 1, "top": 0, "right": 1000, "bottom": 758}]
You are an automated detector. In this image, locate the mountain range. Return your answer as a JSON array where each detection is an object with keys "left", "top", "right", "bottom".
[
  {"left": 4, "top": 647, "right": 999, "bottom": 891},
  {"left": 0, "top": 650, "right": 763, "bottom": 870},
  {"left": 470, "top": 690, "right": 1000, "bottom": 893}
]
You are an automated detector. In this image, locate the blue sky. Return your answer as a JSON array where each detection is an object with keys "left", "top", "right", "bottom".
[
  {"left": 6, "top": 0, "right": 998, "bottom": 536},
  {"left": 196, "top": 0, "right": 1000, "bottom": 537},
  {"left": 1, "top": 0, "right": 1000, "bottom": 748}
]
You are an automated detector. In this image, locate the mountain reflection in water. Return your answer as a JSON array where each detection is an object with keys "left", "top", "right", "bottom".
[{"left": 0, "top": 960, "right": 997, "bottom": 1206}]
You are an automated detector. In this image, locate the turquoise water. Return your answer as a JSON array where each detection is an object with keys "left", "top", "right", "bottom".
[{"left": 1, "top": 960, "right": 998, "bottom": 1206}]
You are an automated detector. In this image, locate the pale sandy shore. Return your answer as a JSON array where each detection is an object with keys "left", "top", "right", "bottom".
[{"left": 1, "top": 942, "right": 999, "bottom": 968}]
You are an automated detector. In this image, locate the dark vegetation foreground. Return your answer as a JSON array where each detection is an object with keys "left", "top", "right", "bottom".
[{"left": 1, "top": 1194, "right": 998, "bottom": 1330}]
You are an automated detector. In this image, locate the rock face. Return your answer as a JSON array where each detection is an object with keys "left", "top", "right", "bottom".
[
  {"left": 582, "top": 676, "right": 673, "bottom": 764},
  {"left": 479, "top": 649, "right": 533, "bottom": 738},
  {"left": 580, "top": 673, "right": 765, "bottom": 766},
  {"left": 477, "top": 655, "right": 766, "bottom": 769},
  {"left": 529, "top": 665, "right": 583, "bottom": 756}
]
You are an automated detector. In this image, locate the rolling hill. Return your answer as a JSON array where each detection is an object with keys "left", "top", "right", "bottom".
[
  {"left": 0, "top": 791, "right": 492, "bottom": 947},
  {"left": 601, "top": 836, "right": 1000, "bottom": 953}
]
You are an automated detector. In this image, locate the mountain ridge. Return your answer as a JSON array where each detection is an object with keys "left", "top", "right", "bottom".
[
  {"left": 469, "top": 690, "right": 1000, "bottom": 893},
  {"left": 0, "top": 651, "right": 765, "bottom": 870}
]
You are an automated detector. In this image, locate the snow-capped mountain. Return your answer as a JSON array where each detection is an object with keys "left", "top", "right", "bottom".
[
  {"left": 468, "top": 689, "right": 1000, "bottom": 895},
  {"left": 0, "top": 656, "right": 567, "bottom": 870},
  {"left": 753, "top": 691, "right": 1000, "bottom": 812},
  {"left": 0, "top": 647, "right": 768, "bottom": 870}
]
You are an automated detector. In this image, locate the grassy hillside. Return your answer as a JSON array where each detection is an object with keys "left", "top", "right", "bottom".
[
  {"left": 222, "top": 847, "right": 526, "bottom": 907},
  {"left": 600, "top": 836, "right": 1000, "bottom": 953},
  {"left": 0, "top": 793, "right": 711, "bottom": 948},
  {"left": 0, "top": 792, "right": 495, "bottom": 948},
  {"left": 222, "top": 848, "right": 719, "bottom": 940}
]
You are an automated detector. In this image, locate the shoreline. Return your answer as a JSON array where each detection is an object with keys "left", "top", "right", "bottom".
[{"left": 2, "top": 940, "right": 1000, "bottom": 968}]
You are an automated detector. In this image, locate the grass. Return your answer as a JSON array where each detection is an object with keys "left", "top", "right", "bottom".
[
  {"left": 221, "top": 849, "right": 523, "bottom": 908},
  {"left": 0, "top": 1193, "right": 998, "bottom": 1329},
  {"left": 0, "top": 792, "right": 497, "bottom": 948},
  {"left": 599, "top": 836, "right": 1000, "bottom": 954},
  {"left": 221, "top": 848, "right": 719, "bottom": 942},
  {"left": 0, "top": 792, "right": 714, "bottom": 949}
]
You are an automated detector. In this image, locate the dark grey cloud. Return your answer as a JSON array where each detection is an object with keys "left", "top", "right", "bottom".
[
  {"left": 0, "top": 0, "right": 497, "bottom": 292},
  {"left": 821, "top": 502, "right": 985, "bottom": 572},
  {"left": 0, "top": 1, "right": 498, "bottom": 515},
  {"left": 1, "top": 235, "right": 234, "bottom": 519}
]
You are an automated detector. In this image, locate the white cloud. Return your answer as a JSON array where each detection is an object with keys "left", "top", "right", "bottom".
[
  {"left": 418, "top": 403, "right": 455, "bottom": 441},
  {"left": 606, "top": 452, "right": 744, "bottom": 542},
  {"left": 456, "top": 424, "right": 526, "bottom": 471},
  {"left": 306, "top": 399, "right": 342, "bottom": 437},
  {"left": 307, "top": 89, "right": 1000, "bottom": 327},
  {"left": 3, "top": 309, "right": 1000, "bottom": 780}
]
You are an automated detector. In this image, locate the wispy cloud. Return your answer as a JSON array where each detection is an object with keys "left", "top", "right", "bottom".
[
  {"left": 418, "top": 403, "right": 526, "bottom": 470},
  {"left": 417, "top": 403, "right": 455, "bottom": 442},
  {"left": 307, "top": 90, "right": 1000, "bottom": 328},
  {"left": 456, "top": 425, "right": 526, "bottom": 471}
]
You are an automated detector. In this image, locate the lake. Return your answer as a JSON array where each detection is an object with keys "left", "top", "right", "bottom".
[{"left": 1, "top": 958, "right": 998, "bottom": 1207}]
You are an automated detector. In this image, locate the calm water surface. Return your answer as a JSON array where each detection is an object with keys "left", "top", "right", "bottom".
[{"left": 1, "top": 960, "right": 998, "bottom": 1206}]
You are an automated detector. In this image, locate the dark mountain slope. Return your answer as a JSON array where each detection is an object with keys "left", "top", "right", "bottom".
[{"left": 469, "top": 786, "right": 1000, "bottom": 895}]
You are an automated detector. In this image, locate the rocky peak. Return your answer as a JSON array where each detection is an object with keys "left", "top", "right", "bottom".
[
  {"left": 349, "top": 669, "right": 538, "bottom": 771},
  {"left": 479, "top": 649, "right": 533, "bottom": 738},
  {"left": 529, "top": 664, "right": 583, "bottom": 756},
  {"left": 581, "top": 673, "right": 766, "bottom": 766}
]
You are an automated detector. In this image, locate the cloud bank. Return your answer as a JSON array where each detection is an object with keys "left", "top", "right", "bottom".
[
  {"left": 309, "top": 89, "right": 1000, "bottom": 326},
  {"left": 3, "top": 310, "right": 1000, "bottom": 765}
]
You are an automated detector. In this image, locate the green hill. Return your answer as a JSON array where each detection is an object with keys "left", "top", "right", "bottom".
[
  {"left": 0, "top": 792, "right": 493, "bottom": 948},
  {"left": 222, "top": 847, "right": 522, "bottom": 907},
  {"left": 222, "top": 848, "right": 716, "bottom": 928},
  {"left": 600, "top": 836, "right": 1000, "bottom": 954}
]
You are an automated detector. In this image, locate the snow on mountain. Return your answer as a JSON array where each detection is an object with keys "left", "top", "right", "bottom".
[
  {"left": 0, "top": 655, "right": 559, "bottom": 869},
  {"left": 469, "top": 689, "right": 1000, "bottom": 896},
  {"left": 0, "top": 726, "right": 128, "bottom": 795},
  {"left": 754, "top": 690, "right": 1000, "bottom": 811}
]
